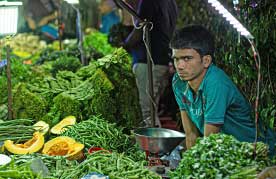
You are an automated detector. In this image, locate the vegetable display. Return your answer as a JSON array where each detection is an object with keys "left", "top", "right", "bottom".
[
  {"left": 0, "top": 119, "right": 36, "bottom": 142},
  {"left": 169, "top": 134, "right": 271, "bottom": 179},
  {"left": 12, "top": 83, "right": 48, "bottom": 121},
  {"left": 4, "top": 132, "right": 44, "bottom": 155},
  {"left": 12, "top": 154, "right": 78, "bottom": 178},
  {"left": 62, "top": 116, "right": 132, "bottom": 153},
  {"left": 60, "top": 150, "right": 161, "bottom": 179},
  {"left": 33, "top": 121, "right": 50, "bottom": 135},
  {"left": 42, "top": 136, "right": 84, "bottom": 160},
  {"left": 83, "top": 31, "right": 115, "bottom": 56},
  {"left": 50, "top": 116, "right": 76, "bottom": 134}
]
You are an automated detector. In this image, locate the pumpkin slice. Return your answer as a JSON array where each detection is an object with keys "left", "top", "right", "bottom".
[
  {"left": 50, "top": 116, "right": 76, "bottom": 134},
  {"left": 42, "top": 136, "right": 84, "bottom": 160},
  {"left": 33, "top": 121, "right": 49, "bottom": 135},
  {"left": 4, "top": 132, "right": 44, "bottom": 154}
]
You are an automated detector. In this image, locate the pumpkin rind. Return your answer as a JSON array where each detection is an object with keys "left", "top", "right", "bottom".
[
  {"left": 50, "top": 116, "right": 76, "bottom": 134},
  {"left": 4, "top": 132, "right": 44, "bottom": 154},
  {"left": 33, "top": 121, "right": 49, "bottom": 135}
]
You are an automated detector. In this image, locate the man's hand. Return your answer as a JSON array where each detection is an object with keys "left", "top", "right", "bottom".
[
  {"left": 257, "top": 166, "right": 276, "bottom": 179},
  {"left": 26, "top": 17, "right": 36, "bottom": 30},
  {"left": 204, "top": 123, "right": 221, "bottom": 137},
  {"left": 185, "top": 132, "right": 199, "bottom": 149},
  {"left": 180, "top": 111, "right": 200, "bottom": 149}
]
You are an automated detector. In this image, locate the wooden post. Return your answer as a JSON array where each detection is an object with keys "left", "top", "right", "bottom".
[
  {"left": 58, "top": 0, "right": 63, "bottom": 51},
  {"left": 6, "top": 45, "right": 13, "bottom": 119}
]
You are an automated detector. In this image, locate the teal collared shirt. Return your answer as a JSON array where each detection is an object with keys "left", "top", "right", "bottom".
[{"left": 172, "top": 64, "right": 256, "bottom": 142}]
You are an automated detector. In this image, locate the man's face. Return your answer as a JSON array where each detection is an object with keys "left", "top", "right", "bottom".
[
  {"left": 173, "top": 48, "right": 207, "bottom": 81},
  {"left": 99, "top": 1, "right": 112, "bottom": 14}
]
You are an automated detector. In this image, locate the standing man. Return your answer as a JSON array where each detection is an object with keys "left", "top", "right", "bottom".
[
  {"left": 123, "top": 0, "right": 178, "bottom": 127},
  {"left": 171, "top": 25, "right": 276, "bottom": 155}
]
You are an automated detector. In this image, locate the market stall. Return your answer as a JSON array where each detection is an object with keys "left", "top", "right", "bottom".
[{"left": 0, "top": 0, "right": 276, "bottom": 178}]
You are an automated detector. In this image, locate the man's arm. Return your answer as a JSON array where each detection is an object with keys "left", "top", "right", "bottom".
[
  {"left": 25, "top": 16, "right": 36, "bottom": 30},
  {"left": 38, "top": 11, "right": 57, "bottom": 27},
  {"left": 204, "top": 123, "right": 221, "bottom": 137},
  {"left": 181, "top": 111, "right": 200, "bottom": 149}
]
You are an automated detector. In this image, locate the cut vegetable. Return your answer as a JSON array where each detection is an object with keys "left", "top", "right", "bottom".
[
  {"left": 42, "top": 136, "right": 84, "bottom": 160},
  {"left": 33, "top": 121, "right": 49, "bottom": 135},
  {"left": 50, "top": 116, "right": 76, "bottom": 134},
  {"left": 4, "top": 132, "right": 44, "bottom": 154}
]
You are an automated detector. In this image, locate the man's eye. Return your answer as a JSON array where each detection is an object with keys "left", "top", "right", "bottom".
[
  {"left": 173, "top": 56, "right": 193, "bottom": 62},
  {"left": 180, "top": 57, "right": 193, "bottom": 62}
]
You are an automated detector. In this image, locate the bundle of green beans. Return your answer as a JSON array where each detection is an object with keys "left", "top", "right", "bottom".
[
  {"left": 60, "top": 150, "right": 161, "bottom": 179},
  {"left": 0, "top": 119, "right": 36, "bottom": 142},
  {"left": 0, "top": 158, "right": 42, "bottom": 179},
  {"left": 229, "top": 166, "right": 258, "bottom": 179},
  {"left": 62, "top": 116, "right": 132, "bottom": 153},
  {"left": 255, "top": 142, "right": 269, "bottom": 159},
  {"left": 62, "top": 115, "right": 145, "bottom": 161},
  {"left": 13, "top": 154, "right": 78, "bottom": 179}
]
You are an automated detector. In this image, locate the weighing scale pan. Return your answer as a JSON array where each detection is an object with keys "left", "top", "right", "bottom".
[{"left": 133, "top": 128, "right": 185, "bottom": 154}]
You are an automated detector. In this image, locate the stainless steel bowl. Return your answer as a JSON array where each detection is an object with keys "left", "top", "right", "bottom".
[{"left": 133, "top": 128, "right": 185, "bottom": 154}]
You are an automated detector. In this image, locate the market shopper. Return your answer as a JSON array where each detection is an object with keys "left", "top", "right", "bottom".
[
  {"left": 123, "top": 0, "right": 178, "bottom": 127},
  {"left": 24, "top": 0, "right": 60, "bottom": 41},
  {"left": 98, "top": 0, "right": 120, "bottom": 34},
  {"left": 171, "top": 25, "right": 276, "bottom": 155}
]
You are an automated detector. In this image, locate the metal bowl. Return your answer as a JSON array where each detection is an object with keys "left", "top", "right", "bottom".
[{"left": 133, "top": 128, "right": 185, "bottom": 154}]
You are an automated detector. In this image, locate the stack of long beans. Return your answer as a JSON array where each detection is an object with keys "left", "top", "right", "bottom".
[{"left": 0, "top": 119, "right": 36, "bottom": 142}]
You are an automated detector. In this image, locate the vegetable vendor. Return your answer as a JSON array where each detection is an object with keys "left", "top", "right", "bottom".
[{"left": 171, "top": 25, "right": 276, "bottom": 155}]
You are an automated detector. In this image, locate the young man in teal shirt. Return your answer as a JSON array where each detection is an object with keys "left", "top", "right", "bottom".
[{"left": 171, "top": 25, "right": 275, "bottom": 154}]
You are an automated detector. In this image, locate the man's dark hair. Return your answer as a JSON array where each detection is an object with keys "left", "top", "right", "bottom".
[{"left": 170, "top": 25, "right": 215, "bottom": 57}]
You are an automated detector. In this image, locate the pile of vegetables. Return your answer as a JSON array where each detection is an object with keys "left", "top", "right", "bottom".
[
  {"left": 95, "top": 48, "right": 142, "bottom": 128},
  {"left": 83, "top": 31, "right": 115, "bottom": 56},
  {"left": 0, "top": 55, "right": 35, "bottom": 106},
  {"left": 0, "top": 158, "right": 44, "bottom": 179},
  {"left": 170, "top": 134, "right": 272, "bottom": 179},
  {"left": 60, "top": 150, "right": 161, "bottom": 179},
  {"left": 62, "top": 115, "right": 145, "bottom": 161},
  {"left": 12, "top": 154, "right": 78, "bottom": 179},
  {"left": 0, "top": 30, "right": 147, "bottom": 178},
  {"left": 11, "top": 48, "right": 141, "bottom": 130},
  {"left": 0, "top": 119, "right": 36, "bottom": 142},
  {"left": 1, "top": 33, "right": 46, "bottom": 58},
  {"left": 12, "top": 83, "right": 48, "bottom": 122}
]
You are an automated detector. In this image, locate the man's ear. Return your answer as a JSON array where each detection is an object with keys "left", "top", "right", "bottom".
[{"left": 203, "top": 55, "right": 212, "bottom": 68}]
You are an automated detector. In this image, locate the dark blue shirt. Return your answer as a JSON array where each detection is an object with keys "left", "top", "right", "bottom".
[{"left": 133, "top": 0, "right": 178, "bottom": 65}]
